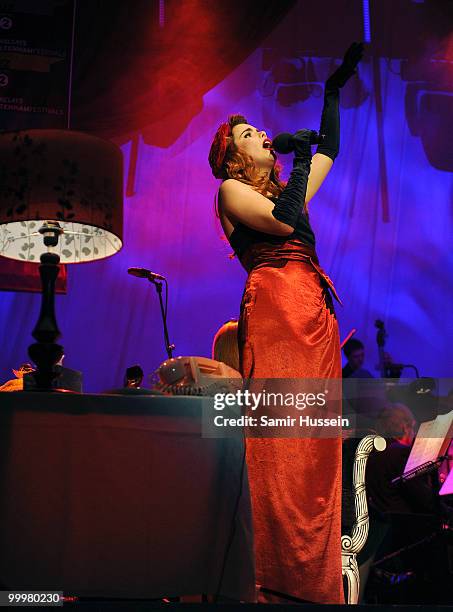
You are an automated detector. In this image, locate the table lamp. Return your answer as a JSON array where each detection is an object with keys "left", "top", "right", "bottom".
[{"left": 0, "top": 129, "right": 123, "bottom": 390}]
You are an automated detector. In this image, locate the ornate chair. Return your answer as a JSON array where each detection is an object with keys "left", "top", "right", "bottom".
[{"left": 342, "top": 434, "right": 386, "bottom": 604}]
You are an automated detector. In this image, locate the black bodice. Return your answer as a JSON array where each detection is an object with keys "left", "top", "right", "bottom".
[{"left": 228, "top": 197, "right": 316, "bottom": 258}]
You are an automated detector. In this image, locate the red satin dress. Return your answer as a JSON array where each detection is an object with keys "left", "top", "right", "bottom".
[{"left": 237, "top": 238, "right": 344, "bottom": 604}]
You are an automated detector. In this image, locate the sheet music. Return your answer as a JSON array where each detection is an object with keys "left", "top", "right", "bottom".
[{"left": 404, "top": 409, "right": 453, "bottom": 474}]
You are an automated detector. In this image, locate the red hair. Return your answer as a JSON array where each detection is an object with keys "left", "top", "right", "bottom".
[
  {"left": 208, "top": 121, "right": 233, "bottom": 180},
  {"left": 208, "top": 114, "right": 285, "bottom": 197}
]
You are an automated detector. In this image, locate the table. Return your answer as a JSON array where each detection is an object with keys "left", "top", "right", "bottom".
[{"left": 0, "top": 392, "right": 255, "bottom": 601}]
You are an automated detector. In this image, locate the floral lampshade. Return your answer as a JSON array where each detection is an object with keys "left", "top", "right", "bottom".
[{"left": 0, "top": 129, "right": 123, "bottom": 263}]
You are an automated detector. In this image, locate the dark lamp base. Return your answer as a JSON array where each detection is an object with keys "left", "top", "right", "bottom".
[
  {"left": 28, "top": 250, "right": 64, "bottom": 391},
  {"left": 28, "top": 342, "right": 64, "bottom": 391}
]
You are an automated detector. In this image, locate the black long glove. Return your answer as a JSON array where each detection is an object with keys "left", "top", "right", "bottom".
[
  {"left": 271, "top": 130, "right": 315, "bottom": 228},
  {"left": 317, "top": 42, "right": 364, "bottom": 161}
]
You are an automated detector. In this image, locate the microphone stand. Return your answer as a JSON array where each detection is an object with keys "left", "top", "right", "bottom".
[{"left": 148, "top": 277, "right": 174, "bottom": 359}]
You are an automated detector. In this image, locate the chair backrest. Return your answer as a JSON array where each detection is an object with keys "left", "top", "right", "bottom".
[
  {"left": 342, "top": 434, "right": 387, "bottom": 552},
  {"left": 341, "top": 434, "right": 387, "bottom": 605}
]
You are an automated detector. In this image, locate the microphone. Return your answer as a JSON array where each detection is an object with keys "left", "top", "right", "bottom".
[
  {"left": 128, "top": 267, "right": 166, "bottom": 281},
  {"left": 272, "top": 131, "right": 325, "bottom": 154}
]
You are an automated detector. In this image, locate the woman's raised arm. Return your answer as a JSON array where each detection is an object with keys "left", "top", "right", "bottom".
[
  {"left": 305, "top": 153, "right": 334, "bottom": 205},
  {"left": 307, "top": 42, "right": 364, "bottom": 206}
]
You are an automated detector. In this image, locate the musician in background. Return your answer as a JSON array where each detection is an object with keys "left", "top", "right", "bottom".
[
  {"left": 366, "top": 404, "right": 435, "bottom": 514},
  {"left": 342, "top": 338, "right": 374, "bottom": 379},
  {"left": 211, "top": 319, "right": 240, "bottom": 373},
  {"left": 360, "top": 404, "right": 452, "bottom": 603}
]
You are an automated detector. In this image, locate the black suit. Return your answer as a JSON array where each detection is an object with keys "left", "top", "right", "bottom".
[{"left": 366, "top": 440, "right": 436, "bottom": 515}]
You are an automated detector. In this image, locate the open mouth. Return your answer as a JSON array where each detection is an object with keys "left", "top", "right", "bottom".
[{"left": 263, "top": 138, "right": 276, "bottom": 158}]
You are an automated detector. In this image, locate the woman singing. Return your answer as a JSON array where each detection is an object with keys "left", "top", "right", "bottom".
[{"left": 208, "top": 43, "right": 363, "bottom": 603}]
